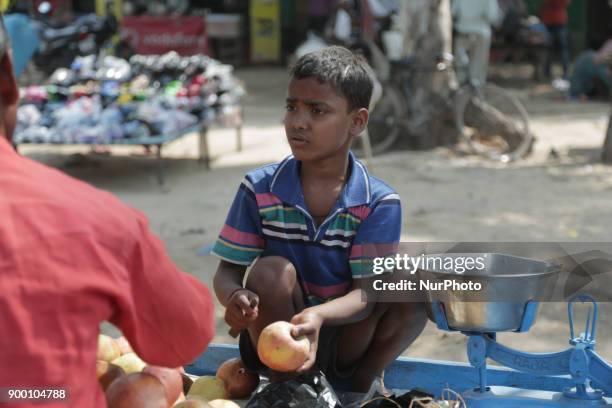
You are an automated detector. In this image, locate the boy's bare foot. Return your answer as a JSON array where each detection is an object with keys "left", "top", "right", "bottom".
[{"left": 358, "top": 374, "right": 392, "bottom": 408}]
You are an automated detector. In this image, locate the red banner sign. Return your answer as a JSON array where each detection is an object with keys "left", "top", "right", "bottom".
[{"left": 121, "top": 16, "right": 209, "bottom": 55}]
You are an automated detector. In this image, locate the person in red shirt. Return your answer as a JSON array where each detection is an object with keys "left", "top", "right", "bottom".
[
  {"left": 540, "top": 0, "right": 571, "bottom": 79},
  {"left": 0, "top": 16, "right": 215, "bottom": 408}
]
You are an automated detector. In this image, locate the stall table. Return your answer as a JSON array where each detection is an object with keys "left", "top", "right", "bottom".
[{"left": 15, "top": 106, "right": 244, "bottom": 186}]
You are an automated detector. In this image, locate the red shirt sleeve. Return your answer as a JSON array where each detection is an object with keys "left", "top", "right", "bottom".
[{"left": 109, "top": 211, "right": 215, "bottom": 368}]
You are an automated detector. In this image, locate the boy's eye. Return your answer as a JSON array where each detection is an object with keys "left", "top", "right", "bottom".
[
  {"left": 311, "top": 108, "right": 324, "bottom": 115},
  {"left": 285, "top": 105, "right": 296, "bottom": 112}
]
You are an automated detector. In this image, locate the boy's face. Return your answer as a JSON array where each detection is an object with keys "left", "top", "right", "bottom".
[{"left": 284, "top": 77, "right": 367, "bottom": 162}]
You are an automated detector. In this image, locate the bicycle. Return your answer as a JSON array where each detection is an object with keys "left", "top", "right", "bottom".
[{"left": 365, "top": 52, "right": 533, "bottom": 162}]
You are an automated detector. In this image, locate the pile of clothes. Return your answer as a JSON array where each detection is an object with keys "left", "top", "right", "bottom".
[{"left": 14, "top": 51, "right": 244, "bottom": 145}]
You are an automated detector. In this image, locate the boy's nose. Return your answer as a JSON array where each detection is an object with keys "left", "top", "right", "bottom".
[{"left": 286, "top": 113, "right": 308, "bottom": 131}]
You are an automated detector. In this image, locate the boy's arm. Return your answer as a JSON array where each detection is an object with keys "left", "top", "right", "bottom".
[
  {"left": 214, "top": 260, "right": 259, "bottom": 334},
  {"left": 302, "top": 277, "right": 378, "bottom": 326},
  {"left": 290, "top": 277, "right": 379, "bottom": 372},
  {"left": 211, "top": 173, "right": 265, "bottom": 328},
  {"left": 213, "top": 260, "right": 248, "bottom": 307}
]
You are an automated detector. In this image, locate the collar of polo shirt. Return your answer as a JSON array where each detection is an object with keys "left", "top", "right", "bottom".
[{"left": 270, "top": 151, "right": 372, "bottom": 211}]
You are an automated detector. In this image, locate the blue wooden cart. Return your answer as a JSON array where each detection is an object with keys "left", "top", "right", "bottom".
[
  {"left": 186, "top": 255, "right": 612, "bottom": 407},
  {"left": 187, "top": 336, "right": 612, "bottom": 407}
]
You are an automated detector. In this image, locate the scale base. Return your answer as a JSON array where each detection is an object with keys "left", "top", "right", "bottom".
[{"left": 462, "top": 387, "right": 611, "bottom": 408}]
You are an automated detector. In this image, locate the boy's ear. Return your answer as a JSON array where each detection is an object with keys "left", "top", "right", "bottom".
[{"left": 350, "top": 108, "right": 369, "bottom": 137}]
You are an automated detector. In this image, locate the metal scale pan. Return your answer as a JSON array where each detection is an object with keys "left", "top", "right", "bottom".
[{"left": 418, "top": 253, "right": 561, "bottom": 332}]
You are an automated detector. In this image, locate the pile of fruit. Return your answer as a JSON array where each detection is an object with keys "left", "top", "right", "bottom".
[
  {"left": 96, "top": 321, "right": 314, "bottom": 407},
  {"left": 97, "top": 334, "right": 259, "bottom": 408}
]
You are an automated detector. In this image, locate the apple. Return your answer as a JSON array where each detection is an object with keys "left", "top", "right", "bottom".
[
  {"left": 257, "top": 321, "right": 309, "bottom": 372},
  {"left": 115, "top": 336, "right": 133, "bottom": 355},
  {"left": 105, "top": 372, "right": 167, "bottom": 408},
  {"left": 209, "top": 400, "right": 240, "bottom": 408},
  {"left": 216, "top": 358, "right": 259, "bottom": 399},
  {"left": 143, "top": 365, "right": 183, "bottom": 405},
  {"left": 96, "top": 360, "right": 125, "bottom": 391},
  {"left": 111, "top": 353, "right": 146, "bottom": 374},
  {"left": 187, "top": 376, "right": 228, "bottom": 401},
  {"left": 98, "top": 334, "right": 121, "bottom": 362},
  {"left": 173, "top": 397, "right": 212, "bottom": 408}
]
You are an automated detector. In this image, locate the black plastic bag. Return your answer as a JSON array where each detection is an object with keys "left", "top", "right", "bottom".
[{"left": 245, "top": 371, "right": 342, "bottom": 408}]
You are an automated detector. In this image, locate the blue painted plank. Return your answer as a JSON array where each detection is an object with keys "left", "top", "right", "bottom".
[
  {"left": 385, "top": 356, "right": 575, "bottom": 397},
  {"left": 186, "top": 343, "right": 240, "bottom": 376},
  {"left": 186, "top": 344, "right": 576, "bottom": 398}
]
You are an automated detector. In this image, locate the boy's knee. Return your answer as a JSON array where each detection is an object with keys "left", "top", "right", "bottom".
[{"left": 246, "top": 256, "right": 298, "bottom": 295}]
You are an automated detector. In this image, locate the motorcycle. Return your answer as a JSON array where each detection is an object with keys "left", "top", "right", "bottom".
[{"left": 15, "top": 2, "right": 120, "bottom": 83}]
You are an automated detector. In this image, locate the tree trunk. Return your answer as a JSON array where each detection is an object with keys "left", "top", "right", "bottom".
[
  {"left": 397, "top": 0, "right": 457, "bottom": 148},
  {"left": 462, "top": 93, "right": 526, "bottom": 150},
  {"left": 396, "top": 0, "right": 527, "bottom": 152},
  {"left": 603, "top": 109, "right": 612, "bottom": 163}
]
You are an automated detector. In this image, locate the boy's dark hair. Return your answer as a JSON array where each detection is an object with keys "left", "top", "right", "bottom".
[{"left": 290, "top": 46, "right": 373, "bottom": 112}]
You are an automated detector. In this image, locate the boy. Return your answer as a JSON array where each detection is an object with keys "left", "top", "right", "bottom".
[{"left": 212, "top": 46, "right": 425, "bottom": 392}]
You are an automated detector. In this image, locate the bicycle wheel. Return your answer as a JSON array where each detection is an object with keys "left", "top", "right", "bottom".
[
  {"left": 455, "top": 83, "right": 532, "bottom": 162},
  {"left": 361, "top": 84, "right": 405, "bottom": 155}
]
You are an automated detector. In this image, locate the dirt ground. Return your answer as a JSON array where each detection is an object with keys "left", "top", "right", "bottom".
[{"left": 19, "top": 64, "right": 612, "bottom": 365}]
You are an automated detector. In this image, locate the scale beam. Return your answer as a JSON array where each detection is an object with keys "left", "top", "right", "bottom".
[
  {"left": 588, "top": 349, "right": 612, "bottom": 397},
  {"left": 484, "top": 335, "right": 574, "bottom": 377}
]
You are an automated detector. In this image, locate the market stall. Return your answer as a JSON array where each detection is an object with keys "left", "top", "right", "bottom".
[{"left": 14, "top": 51, "right": 245, "bottom": 185}]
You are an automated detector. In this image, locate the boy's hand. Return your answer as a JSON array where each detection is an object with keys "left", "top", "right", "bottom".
[
  {"left": 290, "top": 310, "right": 323, "bottom": 373},
  {"left": 225, "top": 289, "right": 259, "bottom": 333}
]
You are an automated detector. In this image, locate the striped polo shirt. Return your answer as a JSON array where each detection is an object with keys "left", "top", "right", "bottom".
[{"left": 212, "top": 152, "right": 402, "bottom": 306}]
